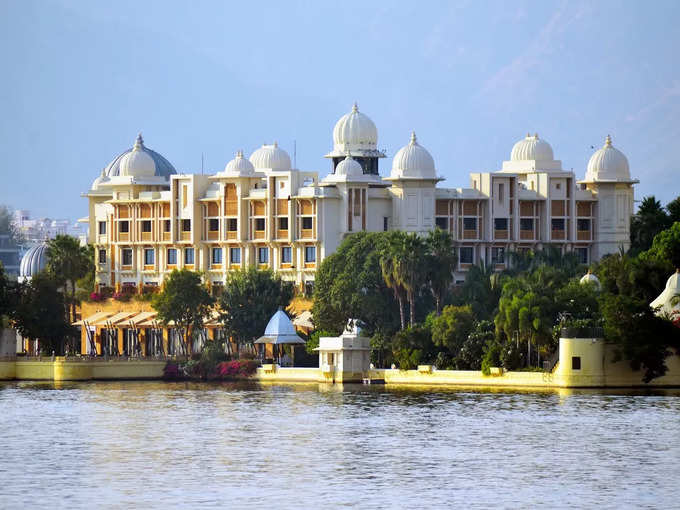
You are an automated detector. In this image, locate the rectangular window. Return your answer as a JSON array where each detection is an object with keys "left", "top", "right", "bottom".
[
  {"left": 163, "top": 219, "right": 171, "bottom": 232},
  {"left": 167, "top": 248, "right": 177, "bottom": 265},
  {"left": 258, "top": 247, "right": 269, "bottom": 264},
  {"left": 494, "top": 218, "right": 508, "bottom": 231},
  {"left": 577, "top": 218, "right": 591, "bottom": 231},
  {"left": 520, "top": 218, "right": 534, "bottom": 231},
  {"left": 181, "top": 219, "right": 191, "bottom": 232},
  {"left": 575, "top": 247, "right": 588, "bottom": 264},
  {"left": 383, "top": 217, "right": 389, "bottom": 232},
  {"left": 184, "top": 247, "right": 194, "bottom": 265},
  {"left": 491, "top": 247, "right": 505, "bottom": 264},
  {"left": 498, "top": 183, "right": 504, "bottom": 203},
  {"left": 209, "top": 218, "right": 219, "bottom": 232},
  {"left": 119, "top": 221, "right": 129, "bottom": 233},
  {"left": 572, "top": 356, "right": 581, "bottom": 370},
  {"left": 229, "top": 247, "right": 241, "bottom": 264},
  {"left": 552, "top": 218, "right": 565, "bottom": 231},
  {"left": 98, "top": 221, "right": 106, "bottom": 235},
  {"left": 255, "top": 218, "right": 265, "bottom": 231},
  {"left": 122, "top": 248, "right": 133, "bottom": 266},
  {"left": 435, "top": 217, "right": 448, "bottom": 230},
  {"left": 144, "top": 248, "right": 155, "bottom": 265},
  {"left": 463, "top": 217, "right": 477, "bottom": 231},
  {"left": 305, "top": 246, "right": 316, "bottom": 263},
  {"left": 281, "top": 246, "right": 292, "bottom": 264},
  {"left": 227, "top": 218, "right": 238, "bottom": 231},
  {"left": 211, "top": 247, "right": 222, "bottom": 264},
  {"left": 98, "top": 249, "right": 106, "bottom": 264},
  {"left": 460, "top": 247, "right": 474, "bottom": 264},
  {"left": 302, "top": 217, "right": 313, "bottom": 230},
  {"left": 278, "top": 217, "right": 288, "bottom": 230},
  {"left": 141, "top": 220, "right": 152, "bottom": 233}
]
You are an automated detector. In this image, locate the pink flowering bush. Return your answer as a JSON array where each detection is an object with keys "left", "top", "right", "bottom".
[
  {"left": 216, "top": 360, "right": 258, "bottom": 379},
  {"left": 89, "top": 292, "right": 102, "bottom": 302}
]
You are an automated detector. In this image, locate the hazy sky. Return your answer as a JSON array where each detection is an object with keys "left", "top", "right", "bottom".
[{"left": 1, "top": 0, "right": 679, "bottom": 220}]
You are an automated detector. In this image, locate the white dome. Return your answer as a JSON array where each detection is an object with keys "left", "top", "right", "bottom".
[
  {"left": 511, "top": 133, "right": 554, "bottom": 161},
  {"left": 390, "top": 132, "right": 436, "bottom": 179},
  {"left": 91, "top": 169, "right": 110, "bottom": 190},
  {"left": 222, "top": 150, "right": 255, "bottom": 176},
  {"left": 332, "top": 103, "right": 378, "bottom": 151},
  {"left": 119, "top": 135, "right": 156, "bottom": 177},
  {"left": 249, "top": 143, "right": 291, "bottom": 171},
  {"left": 585, "top": 135, "right": 631, "bottom": 182},
  {"left": 579, "top": 270, "right": 601, "bottom": 290},
  {"left": 335, "top": 155, "right": 363, "bottom": 178}
]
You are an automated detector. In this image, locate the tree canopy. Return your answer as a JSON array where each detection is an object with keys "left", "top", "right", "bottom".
[
  {"left": 46, "top": 235, "right": 93, "bottom": 324},
  {"left": 218, "top": 267, "right": 294, "bottom": 349}
]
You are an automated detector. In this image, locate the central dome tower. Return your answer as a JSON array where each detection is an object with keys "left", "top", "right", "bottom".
[{"left": 325, "top": 103, "right": 386, "bottom": 176}]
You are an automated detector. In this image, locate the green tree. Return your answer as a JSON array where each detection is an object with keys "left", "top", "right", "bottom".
[
  {"left": 46, "top": 235, "right": 93, "bottom": 324},
  {"left": 219, "top": 267, "right": 294, "bottom": 353},
  {"left": 11, "top": 272, "right": 73, "bottom": 354},
  {"left": 459, "top": 320, "right": 495, "bottom": 370},
  {"left": 0, "top": 205, "right": 23, "bottom": 245},
  {"left": 462, "top": 262, "right": 503, "bottom": 320},
  {"left": 313, "top": 232, "right": 399, "bottom": 335},
  {"left": 391, "top": 324, "right": 435, "bottom": 370},
  {"left": 630, "top": 196, "right": 670, "bottom": 254},
  {"left": 430, "top": 305, "right": 475, "bottom": 367},
  {"left": 0, "top": 262, "right": 18, "bottom": 324},
  {"left": 644, "top": 221, "right": 680, "bottom": 269},
  {"left": 425, "top": 228, "right": 456, "bottom": 315},
  {"left": 379, "top": 235, "right": 407, "bottom": 330},
  {"left": 382, "top": 231, "right": 426, "bottom": 327},
  {"left": 666, "top": 196, "right": 680, "bottom": 224},
  {"left": 153, "top": 269, "right": 214, "bottom": 355}
]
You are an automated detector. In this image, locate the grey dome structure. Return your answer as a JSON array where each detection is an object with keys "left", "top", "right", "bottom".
[
  {"left": 103, "top": 134, "right": 176, "bottom": 179},
  {"left": 19, "top": 242, "right": 49, "bottom": 281}
]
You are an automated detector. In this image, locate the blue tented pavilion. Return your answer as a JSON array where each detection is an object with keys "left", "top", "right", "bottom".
[{"left": 254, "top": 309, "right": 306, "bottom": 366}]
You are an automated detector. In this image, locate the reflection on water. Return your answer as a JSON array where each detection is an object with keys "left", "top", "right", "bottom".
[{"left": 1, "top": 381, "right": 679, "bottom": 509}]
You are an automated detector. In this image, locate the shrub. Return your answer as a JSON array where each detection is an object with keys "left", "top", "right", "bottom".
[
  {"left": 216, "top": 359, "right": 259, "bottom": 379},
  {"left": 89, "top": 292, "right": 102, "bottom": 302},
  {"left": 163, "top": 362, "right": 182, "bottom": 380},
  {"left": 112, "top": 291, "right": 130, "bottom": 302}
]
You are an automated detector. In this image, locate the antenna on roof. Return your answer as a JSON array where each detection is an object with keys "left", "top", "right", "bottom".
[
  {"left": 201, "top": 152, "right": 204, "bottom": 175},
  {"left": 293, "top": 140, "right": 297, "bottom": 169}
]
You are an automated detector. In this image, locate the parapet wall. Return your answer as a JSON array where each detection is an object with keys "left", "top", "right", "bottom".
[{"left": 0, "top": 358, "right": 166, "bottom": 381}]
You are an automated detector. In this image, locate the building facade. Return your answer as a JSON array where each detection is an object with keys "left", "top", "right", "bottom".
[{"left": 83, "top": 105, "right": 636, "bottom": 293}]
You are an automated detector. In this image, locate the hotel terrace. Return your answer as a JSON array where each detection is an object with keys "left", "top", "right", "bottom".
[{"left": 83, "top": 104, "right": 637, "bottom": 294}]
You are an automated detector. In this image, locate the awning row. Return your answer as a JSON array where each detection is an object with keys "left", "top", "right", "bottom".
[{"left": 73, "top": 310, "right": 224, "bottom": 328}]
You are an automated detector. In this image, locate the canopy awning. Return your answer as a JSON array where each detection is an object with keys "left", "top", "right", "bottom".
[
  {"left": 72, "top": 311, "right": 114, "bottom": 326},
  {"left": 126, "top": 311, "right": 157, "bottom": 326},
  {"left": 91, "top": 311, "right": 138, "bottom": 327}
]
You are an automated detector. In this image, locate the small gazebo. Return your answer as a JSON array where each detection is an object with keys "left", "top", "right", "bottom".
[{"left": 255, "top": 308, "right": 306, "bottom": 365}]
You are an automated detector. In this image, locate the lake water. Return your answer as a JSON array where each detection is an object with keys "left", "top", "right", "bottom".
[{"left": 1, "top": 381, "right": 679, "bottom": 509}]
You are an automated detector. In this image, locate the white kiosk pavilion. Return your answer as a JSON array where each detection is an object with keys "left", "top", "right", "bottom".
[
  {"left": 255, "top": 309, "right": 306, "bottom": 366},
  {"left": 316, "top": 320, "right": 371, "bottom": 383}
]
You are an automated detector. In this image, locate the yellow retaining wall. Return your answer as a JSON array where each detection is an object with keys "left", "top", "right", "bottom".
[
  {"left": 256, "top": 366, "right": 319, "bottom": 382},
  {"left": 2, "top": 359, "right": 166, "bottom": 381},
  {"left": 371, "top": 368, "right": 556, "bottom": 388}
]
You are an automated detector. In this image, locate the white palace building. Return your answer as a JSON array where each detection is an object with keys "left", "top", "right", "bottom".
[{"left": 83, "top": 104, "right": 637, "bottom": 293}]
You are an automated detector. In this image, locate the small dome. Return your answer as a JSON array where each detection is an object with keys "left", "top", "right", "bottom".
[
  {"left": 579, "top": 270, "right": 601, "bottom": 290},
  {"left": 104, "top": 134, "right": 176, "bottom": 179},
  {"left": 585, "top": 135, "right": 631, "bottom": 182},
  {"left": 222, "top": 150, "right": 255, "bottom": 176},
  {"left": 332, "top": 103, "right": 378, "bottom": 151},
  {"left": 19, "top": 242, "right": 49, "bottom": 280},
  {"left": 249, "top": 142, "right": 292, "bottom": 171},
  {"left": 335, "top": 155, "right": 364, "bottom": 177},
  {"left": 390, "top": 132, "right": 436, "bottom": 179},
  {"left": 91, "top": 169, "right": 110, "bottom": 190},
  {"left": 511, "top": 133, "right": 554, "bottom": 161}
]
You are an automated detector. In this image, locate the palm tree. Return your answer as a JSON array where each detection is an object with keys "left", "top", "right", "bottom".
[
  {"left": 380, "top": 234, "right": 406, "bottom": 330},
  {"left": 391, "top": 232, "right": 426, "bottom": 327},
  {"left": 425, "top": 228, "right": 456, "bottom": 315},
  {"left": 46, "top": 235, "right": 93, "bottom": 325}
]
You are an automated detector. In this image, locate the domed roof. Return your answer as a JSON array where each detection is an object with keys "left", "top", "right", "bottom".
[
  {"left": 579, "top": 270, "right": 601, "bottom": 290},
  {"left": 19, "top": 242, "right": 49, "bottom": 280},
  {"left": 585, "top": 135, "right": 631, "bottom": 182},
  {"left": 390, "top": 132, "right": 437, "bottom": 180},
  {"left": 333, "top": 102, "right": 378, "bottom": 151},
  {"left": 511, "top": 133, "right": 554, "bottom": 161},
  {"left": 335, "top": 155, "right": 364, "bottom": 178},
  {"left": 91, "top": 169, "right": 110, "bottom": 191},
  {"left": 103, "top": 134, "right": 176, "bottom": 179},
  {"left": 249, "top": 143, "right": 292, "bottom": 171},
  {"left": 222, "top": 150, "right": 255, "bottom": 176}
]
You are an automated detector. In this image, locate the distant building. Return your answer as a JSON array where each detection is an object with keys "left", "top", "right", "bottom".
[
  {"left": 0, "top": 234, "right": 21, "bottom": 276},
  {"left": 13, "top": 210, "right": 85, "bottom": 244},
  {"left": 82, "top": 105, "right": 636, "bottom": 293}
]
